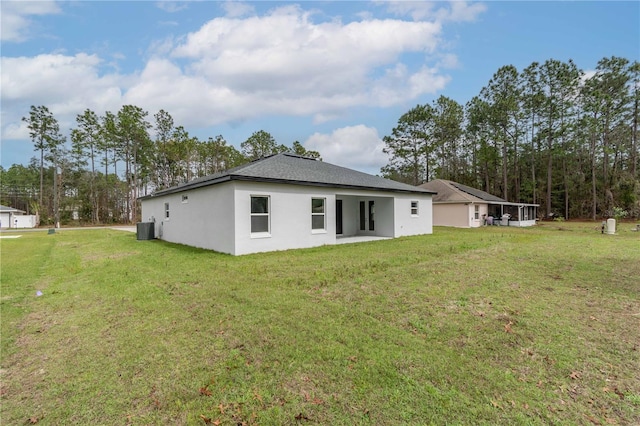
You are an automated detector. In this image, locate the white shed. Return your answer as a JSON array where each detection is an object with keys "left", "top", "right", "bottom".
[{"left": 140, "top": 153, "right": 435, "bottom": 255}]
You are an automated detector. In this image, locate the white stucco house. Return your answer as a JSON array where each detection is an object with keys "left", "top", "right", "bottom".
[
  {"left": 140, "top": 153, "right": 435, "bottom": 255},
  {"left": 418, "top": 179, "right": 538, "bottom": 228}
]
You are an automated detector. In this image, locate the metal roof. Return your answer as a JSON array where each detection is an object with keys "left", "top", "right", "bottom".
[{"left": 142, "top": 153, "right": 435, "bottom": 199}]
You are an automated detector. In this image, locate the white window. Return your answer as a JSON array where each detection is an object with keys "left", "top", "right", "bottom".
[
  {"left": 182, "top": 194, "right": 189, "bottom": 203},
  {"left": 251, "top": 196, "right": 270, "bottom": 234},
  {"left": 311, "top": 198, "right": 326, "bottom": 231},
  {"left": 474, "top": 205, "right": 480, "bottom": 220},
  {"left": 411, "top": 201, "right": 419, "bottom": 216},
  {"left": 164, "top": 202, "right": 170, "bottom": 219}
]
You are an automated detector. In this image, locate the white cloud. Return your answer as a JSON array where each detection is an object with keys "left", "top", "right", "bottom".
[
  {"left": 221, "top": 1, "right": 255, "bottom": 18},
  {"left": 156, "top": 1, "right": 189, "bottom": 13},
  {"left": 448, "top": 1, "right": 487, "bottom": 22},
  {"left": 158, "top": 20, "right": 180, "bottom": 27},
  {"left": 384, "top": 1, "right": 486, "bottom": 22},
  {"left": 304, "top": 125, "right": 389, "bottom": 173},
  {"left": 0, "top": 0, "right": 61, "bottom": 42},
  {"left": 1, "top": 4, "right": 464, "bottom": 147},
  {"left": 437, "top": 53, "right": 460, "bottom": 69},
  {"left": 151, "top": 5, "right": 444, "bottom": 123},
  {"left": 1, "top": 54, "right": 121, "bottom": 107},
  {"left": 0, "top": 53, "right": 123, "bottom": 139},
  {"left": 1, "top": 119, "right": 29, "bottom": 140}
]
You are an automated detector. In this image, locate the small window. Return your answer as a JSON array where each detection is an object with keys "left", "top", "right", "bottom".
[
  {"left": 311, "top": 198, "right": 325, "bottom": 231},
  {"left": 251, "top": 196, "right": 270, "bottom": 234},
  {"left": 474, "top": 205, "right": 479, "bottom": 220},
  {"left": 182, "top": 194, "right": 189, "bottom": 203},
  {"left": 164, "top": 202, "right": 170, "bottom": 219},
  {"left": 411, "top": 201, "right": 419, "bottom": 216}
]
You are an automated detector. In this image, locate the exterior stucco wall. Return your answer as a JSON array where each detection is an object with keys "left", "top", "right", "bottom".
[
  {"left": 470, "top": 203, "right": 489, "bottom": 228},
  {"left": 142, "top": 182, "right": 434, "bottom": 256},
  {"left": 433, "top": 202, "right": 491, "bottom": 228},
  {"left": 141, "top": 183, "right": 236, "bottom": 254},
  {"left": 393, "top": 194, "right": 433, "bottom": 237},
  {"left": 233, "top": 181, "right": 337, "bottom": 255},
  {"left": 433, "top": 203, "right": 469, "bottom": 227},
  {"left": 372, "top": 196, "right": 394, "bottom": 237}
]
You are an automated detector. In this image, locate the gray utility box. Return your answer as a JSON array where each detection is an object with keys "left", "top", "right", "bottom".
[{"left": 136, "top": 222, "right": 155, "bottom": 240}]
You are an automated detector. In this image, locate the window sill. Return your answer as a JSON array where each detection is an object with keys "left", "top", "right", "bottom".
[
  {"left": 311, "top": 229, "right": 327, "bottom": 234},
  {"left": 250, "top": 232, "right": 271, "bottom": 239}
]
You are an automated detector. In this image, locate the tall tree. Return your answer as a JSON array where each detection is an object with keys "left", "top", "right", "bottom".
[
  {"left": 536, "top": 59, "right": 580, "bottom": 217},
  {"left": 382, "top": 104, "right": 435, "bottom": 185},
  {"left": 521, "top": 62, "right": 544, "bottom": 205},
  {"left": 116, "top": 105, "right": 151, "bottom": 223},
  {"left": 197, "top": 135, "right": 234, "bottom": 175},
  {"left": 241, "top": 130, "right": 279, "bottom": 160},
  {"left": 153, "top": 109, "right": 175, "bottom": 189},
  {"left": 291, "top": 141, "right": 321, "bottom": 160},
  {"left": 21, "top": 105, "right": 61, "bottom": 210},
  {"left": 480, "top": 65, "right": 523, "bottom": 201},
  {"left": 175, "top": 127, "right": 197, "bottom": 184},
  {"left": 70, "top": 109, "right": 102, "bottom": 223},
  {"left": 99, "top": 111, "right": 121, "bottom": 222},
  {"left": 630, "top": 61, "right": 640, "bottom": 179},
  {"left": 432, "top": 96, "right": 464, "bottom": 182},
  {"left": 555, "top": 60, "right": 582, "bottom": 219},
  {"left": 581, "top": 57, "right": 632, "bottom": 217},
  {"left": 465, "top": 96, "right": 496, "bottom": 192}
]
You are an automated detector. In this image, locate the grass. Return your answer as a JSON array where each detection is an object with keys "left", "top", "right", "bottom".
[{"left": 1, "top": 222, "right": 639, "bottom": 425}]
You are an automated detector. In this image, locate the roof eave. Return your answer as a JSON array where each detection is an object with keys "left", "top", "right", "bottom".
[
  {"left": 139, "top": 175, "right": 233, "bottom": 199},
  {"left": 140, "top": 174, "right": 436, "bottom": 199}
]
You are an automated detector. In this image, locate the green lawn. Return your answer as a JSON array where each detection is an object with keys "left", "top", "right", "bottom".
[{"left": 1, "top": 223, "right": 639, "bottom": 425}]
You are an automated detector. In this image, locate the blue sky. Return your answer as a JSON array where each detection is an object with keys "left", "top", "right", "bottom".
[{"left": 1, "top": 1, "right": 638, "bottom": 174}]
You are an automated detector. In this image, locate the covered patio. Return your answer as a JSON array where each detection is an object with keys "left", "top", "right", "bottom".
[
  {"left": 487, "top": 202, "right": 538, "bottom": 227},
  {"left": 335, "top": 194, "right": 396, "bottom": 238}
]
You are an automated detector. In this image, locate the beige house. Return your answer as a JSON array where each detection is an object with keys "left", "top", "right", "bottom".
[{"left": 418, "top": 180, "right": 538, "bottom": 228}]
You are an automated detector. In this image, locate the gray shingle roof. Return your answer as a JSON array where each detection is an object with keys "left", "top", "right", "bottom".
[
  {"left": 144, "top": 153, "right": 435, "bottom": 198},
  {"left": 419, "top": 179, "right": 505, "bottom": 203}
]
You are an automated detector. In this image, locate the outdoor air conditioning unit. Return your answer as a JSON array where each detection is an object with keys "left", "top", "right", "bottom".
[{"left": 136, "top": 222, "right": 155, "bottom": 240}]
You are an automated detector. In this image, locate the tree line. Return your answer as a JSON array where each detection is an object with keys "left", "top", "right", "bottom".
[
  {"left": 1, "top": 106, "right": 319, "bottom": 225},
  {"left": 1, "top": 55, "right": 637, "bottom": 225},
  {"left": 382, "top": 56, "right": 639, "bottom": 220}
]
